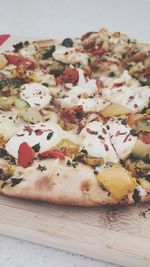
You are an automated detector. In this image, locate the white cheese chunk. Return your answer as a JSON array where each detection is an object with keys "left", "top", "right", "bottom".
[
  {"left": 106, "top": 118, "right": 137, "bottom": 160},
  {"left": 102, "top": 85, "right": 150, "bottom": 112},
  {"left": 6, "top": 122, "right": 63, "bottom": 158},
  {"left": 52, "top": 47, "right": 88, "bottom": 64},
  {"left": 100, "top": 70, "right": 139, "bottom": 89},
  {"left": 79, "top": 121, "right": 118, "bottom": 163},
  {"left": 78, "top": 97, "right": 110, "bottom": 112},
  {"left": 20, "top": 83, "right": 52, "bottom": 109}
]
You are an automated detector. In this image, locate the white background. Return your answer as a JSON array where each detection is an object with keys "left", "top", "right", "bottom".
[{"left": 0, "top": 0, "right": 150, "bottom": 266}]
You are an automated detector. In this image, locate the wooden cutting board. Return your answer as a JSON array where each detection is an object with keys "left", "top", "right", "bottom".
[
  {"left": 0, "top": 35, "right": 150, "bottom": 267},
  {"left": 0, "top": 195, "right": 150, "bottom": 267}
]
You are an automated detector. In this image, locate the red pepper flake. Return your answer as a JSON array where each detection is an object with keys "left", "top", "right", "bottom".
[
  {"left": 16, "top": 134, "right": 24, "bottom": 137},
  {"left": 104, "top": 143, "right": 109, "bottom": 151},
  {"left": 35, "top": 129, "right": 43, "bottom": 136},
  {"left": 129, "top": 96, "right": 134, "bottom": 100},
  {"left": 18, "top": 142, "right": 35, "bottom": 168},
  {"left": 102, "top": 128, "right": 107, "bottom": 134},
  {"left": 134, "top": 104, "right": 138, "bottom": 108},
  {"left": 86, "top": 128, "right": 98, "bottom": 135},
  {"left": 23, "top": 126, "right": 33, "bottom": 135},
  {"left": 38, "top": 149, "right": 65, "bottom": 160},
  {"left": 113, "top": 82, "right": 124, "bottom": 87},
  {"left": 123, "top": 134, "right": 130, "bottom": 143},
  {"left": 115, "top": 131, "right": 126, "bottom": 137}
]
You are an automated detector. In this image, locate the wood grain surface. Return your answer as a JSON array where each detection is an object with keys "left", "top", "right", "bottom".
[{"left": 0, "top": 195, "right": 150, "bottom": 267}]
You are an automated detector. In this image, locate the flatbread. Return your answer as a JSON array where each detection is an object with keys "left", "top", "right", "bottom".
[{"left": 0, "top": 28, "right": 150, "bottom": 206}]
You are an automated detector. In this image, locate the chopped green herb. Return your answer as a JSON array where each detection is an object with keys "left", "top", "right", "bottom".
[
  {"left": 11, "top": 178, "right": 23, "bottom": 187},
  {"left": 32, "top": 143, "right": 41, "bottom": 152},
  {"left": 94, "top": 170, "right": 99, "bottom": 175},
  {"left": 130, "top": 129, "right": 138, "bottom": 136},
  {"left": 47, "top": 131, "right": 54, "bottom": 140},
  {"left": 121, "top": 119, "right": 127, "bottom": 125},
  {"left": 37, "top": 164, "right": 47, "bottom": 172},
  {"left": 42, "top": 46, "right": 55, "bottom": 59},
  {"left": 42, "top": 83, "right": 49, "bottom": 87},
  {"left": 98, "top": 135, "right": 104, "bottom": 140}
]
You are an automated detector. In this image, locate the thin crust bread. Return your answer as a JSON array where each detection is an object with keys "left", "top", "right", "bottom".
[{"left": 0, "top": 159, "right": 134, "bottom": 206}]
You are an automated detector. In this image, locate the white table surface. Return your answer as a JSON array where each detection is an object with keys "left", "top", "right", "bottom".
[{"left": 0, "top": 0, "right": 150, "bottom": 266}]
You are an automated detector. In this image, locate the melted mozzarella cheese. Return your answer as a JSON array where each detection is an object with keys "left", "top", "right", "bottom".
[
  {"left": 79, "top": 121, "right": 118, "bottom": 163},
  {"left": 106, "top": 118, "right": 137, "bottom": 160},
  {"left": 68, "top": 70, "right": 98, "bottom": 97},
  {"left": 78, "top": 97, "right": 110, "bottom": 112},
  {"left": 30, "top": 70, "right": 56, "bottom": 86},
  {"left": 0, "top": 110, "right": 24, "bottom": 140},
  {"left": 6, "top": 122, "right": 63, "bottom": 158},
  {"left": 100, "top": 70, "right": 139, "bottom": 88},
  {"left": 52, "top": 47, "right": 88, "bottom": 64},
  {"left": 20, "top": 83, "right": 52, "bottom": 109},
  {"left": 102, "top": 85, "right": 150, "bottom": 112}
]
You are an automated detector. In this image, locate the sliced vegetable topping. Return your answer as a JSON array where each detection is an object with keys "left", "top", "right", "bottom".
[
  {"left": 60, "top": 67, "right": 79, "bottom": 85},
  {"left": 18, "top": 142, "right": 35, "bottom": 168},
  {"left": 5, "top": 54, "right": 35, "bottom": 70},
  {"left": 139, "top": 132, "right": 150, "bottom": 144},
  {"left": 38, "top": 149, "right": 65, "bottom": 160}
]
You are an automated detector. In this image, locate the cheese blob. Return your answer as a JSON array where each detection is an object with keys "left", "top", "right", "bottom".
[
  {"left": 100, "top": 70, "right": 139, "bottom": 89},
  {"left": 6, "top": 122, "right": 63, "bottom": 159},
  {"left": 20, "top": 83, "right": 52, "bottom": 109},
  {"left": 106, "top": 118, "right": 137, "bottom": 160},
  {"left": 52, "top": 47, "right": 88, "bottom": 64},
  {"left": 77, "top": 97, "right": 110, "bottom": 112},
  {"left": 102, "top": 85, "right": 150, "bottom": 112},
  {"left": 79, "top": 121, "right": 118, "bottom": 163}
]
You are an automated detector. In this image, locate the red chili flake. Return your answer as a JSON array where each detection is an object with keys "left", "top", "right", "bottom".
[
  {"left": 123, "top": 134, "right": 130, "bottom": 143},
  {"left": 115, "top": 131, "right": 126, "bottom": 137},
  {"left": 16, "top": 134, "right": 24, "bottom": 137},
  {"left": 35, "top": 129, "right": 43, "bottom": 136},
  {"left": 113, "top": 82, "right": 124, "bottom": 87},
  {"left": 102, "top": 128, "right": 107, "bottom": 134},
  {"left": 86, "top": 128, "right": 98, "bottom": 135},
  {"left": 134, "top": 104, "right": 138, "bottom": 108},
  {"left": 18, "top": 142, "right": 35, "bottom": 168},
  {"left": 23, "top": 126, "right": 33, "bottom": 135},
  {"left": 96, "top": 79, "right": 104, "bottom": 89},
  {"left": 104, "top": 144, "right": 109, "bottom": 151},
  {"left": 129, "top": 96, "right": 134, "bottom": 100}
]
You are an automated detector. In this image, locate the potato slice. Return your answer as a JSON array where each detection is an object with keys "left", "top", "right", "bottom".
[
  {"left": 0, "top": 54, "right": 8, "bottom": 70},
  {"left": 101, "top": 103, "right": 131, "bottom": 117},
  {"left": 131, "top": 140, "right": 150, "bottom": 161},
  {"left": 97, "top": 165, "right": 136, "bottom": 200}
]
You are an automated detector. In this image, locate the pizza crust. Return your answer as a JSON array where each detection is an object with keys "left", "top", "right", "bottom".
[{"left": 0, "top": 159, "right": 134, "bottom": 206}]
